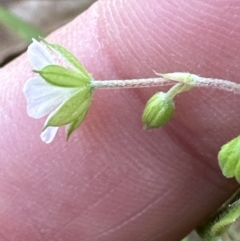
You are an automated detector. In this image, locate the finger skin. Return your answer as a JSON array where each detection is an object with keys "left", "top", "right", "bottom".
[{"left": 0, "top": 0, "right": 240, "bottom": 240}]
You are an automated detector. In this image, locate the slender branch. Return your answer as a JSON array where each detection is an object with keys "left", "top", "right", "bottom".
[
  {"left": 193, "top": 76, "right": 240, "bottom": 94},
  {"left": 91, "top": 78, "right": 173, "bottom": 89},
  {"left": 165, "top": 83, "right": 192, "bottom": 99},
  {"left": 91, "top": 75, "right": 240, "bottom": 95}
]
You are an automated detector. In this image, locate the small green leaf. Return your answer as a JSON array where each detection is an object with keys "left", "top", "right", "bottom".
[
  {"left": 43, "top": 87, "right": 92, "bottom": 128},
  {"left": 37, "top": 65, "right": 90, "bottom": 87},
  {"left": 41, "top": 39, "right": 91, "bottom": 80},
  {"left": 218, "top": 136, "right": 240, "bottom": 182},
  {"left": 142, "top": 92, "right": 175, "bottom": 129}
]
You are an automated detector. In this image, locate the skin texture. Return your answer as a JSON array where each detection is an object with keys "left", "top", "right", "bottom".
[{"left": 0, "top": 0, "right": 240, "bottom": 240}]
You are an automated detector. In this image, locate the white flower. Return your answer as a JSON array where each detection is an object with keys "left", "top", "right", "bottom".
[{"left": 23, "top": 39, "right": 92, "bottom": 143}]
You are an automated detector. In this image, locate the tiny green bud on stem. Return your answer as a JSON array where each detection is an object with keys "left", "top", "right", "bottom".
[
  {"left": 142, "top": 83, "right": 192, "bottom": 130},
  {"left": 218, "top": 135, "right": 240, "bottom": 182},
  {"left": 142, "top": 92, "right": 175, "bottom": 129}
]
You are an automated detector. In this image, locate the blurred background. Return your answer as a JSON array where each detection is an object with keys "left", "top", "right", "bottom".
[{"left": 0, "top": 0, "right": 97, "bottom": 66}]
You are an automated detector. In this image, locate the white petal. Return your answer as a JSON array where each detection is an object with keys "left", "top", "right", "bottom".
[
  {"left": 41, "top": 127, "right": 58, "bottom": 144},
  {"left": 23, "top": 76, "right": 79, "bottom": 119},
  {"left": 28, "top": 39, "right": 55, "bottom": 70}
]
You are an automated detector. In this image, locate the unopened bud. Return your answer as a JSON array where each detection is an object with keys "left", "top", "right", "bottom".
[
  {"left": 142, "top": 92, "right": 175, "bottom": 129},
  {"left": 218, "top": 135, "right": 240, "bottom": 183}
]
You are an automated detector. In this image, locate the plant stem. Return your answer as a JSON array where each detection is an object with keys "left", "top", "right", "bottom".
[
  {"left": 165, "top": 83, "right": 192, "bottom": 99},
  {"left": 193, "top": 76, "right": 240, "bottom": 94},
  {"left": 91, "top": 78, "right": 173, "bottom": 89},
  {"left": 197, "top": 188, "right": 240, "bottom": 241},
  {"left": 91, "top": 75, "right": 240, "bottom": 95}
]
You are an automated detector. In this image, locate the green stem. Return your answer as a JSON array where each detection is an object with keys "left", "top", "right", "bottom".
[
  {"left": 165, "top": 83, "right": 192, "bottom": 99},
  {"left": 0, "top": 6, "right": 44, "bottom": 41},
  {"left": 197, "top": 188, "right": 240, "bottom": 241}
]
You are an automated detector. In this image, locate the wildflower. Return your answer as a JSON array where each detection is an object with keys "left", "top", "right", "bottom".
[{"left": 23, "top": 39, "right": 92, "bottom": 143}]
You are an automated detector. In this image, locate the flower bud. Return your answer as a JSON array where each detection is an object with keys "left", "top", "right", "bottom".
[
  {"left": 218, "top": 135, "right": 240, "bottom": 183},
  {"left": 142, "top": 92, "right": 175, "bottom": 129}
]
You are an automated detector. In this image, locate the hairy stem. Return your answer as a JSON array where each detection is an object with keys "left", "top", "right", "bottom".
[
  {"left": 193, "top": 76, "right": 240, "bottom": 94},
  {"left": 91, "top": 78, "right": 174, "bottom": 89},
  {"left": 91, "top": 75, "right": 240, "bottom": 95}
]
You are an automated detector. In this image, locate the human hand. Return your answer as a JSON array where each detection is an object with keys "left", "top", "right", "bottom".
[{"left": 0, "top": 0, "right": 239, "bottom": 240}]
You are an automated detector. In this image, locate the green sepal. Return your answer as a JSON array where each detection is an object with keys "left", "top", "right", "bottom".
[
  {"left": 43, "top": 87, "right": 92, "bottom": 129},
  {"left": 37, "top": 65, "right": 90, "bottom": 87},
  {"left": 142, "top": 92, "right": 175, "bottom": 129},
  {"left": 66, "top": 107, "right": 90, "bottom": 141},
  {"left": 41, "top": 38, "right": 91, "bottom": 80},
  {"left": 218, "top": 135, "right": 240, "bottom": 182}
]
